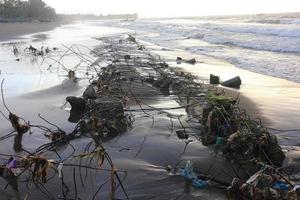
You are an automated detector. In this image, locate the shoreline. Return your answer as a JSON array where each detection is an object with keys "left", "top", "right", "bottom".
[
  {"left": 0, "top": 22, "right": 62, "bottom": 42},
  {"left": 150, "top": 47, "right": 300, "bottom": 131}
]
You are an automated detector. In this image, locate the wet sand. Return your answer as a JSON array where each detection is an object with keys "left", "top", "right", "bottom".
[{"left": 0, "top": 22, "right": 61, "bottom": 42}]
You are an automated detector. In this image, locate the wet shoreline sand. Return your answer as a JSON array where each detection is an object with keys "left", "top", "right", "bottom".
[{"left": 0, "top": 22, "right": 62, "bottom": 42}]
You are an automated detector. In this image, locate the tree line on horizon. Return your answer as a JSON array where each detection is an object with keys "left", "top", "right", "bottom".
[
  {"left": 0, "top": 0, "right": 56, "bottom": 21},
  {"left": 0, "top": 0, "right": 138, "bottom": 22}
]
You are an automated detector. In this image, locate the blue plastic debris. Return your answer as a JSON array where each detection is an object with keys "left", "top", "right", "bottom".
[
  {"left": 215, "top": 137, "right": 223, "bottom": 145},
  {"left": 192, "top": 178, "right": 208, "bottom": 188},
  {"left": 180, "top": 160, "right": 208, "bottom": 189},
  {"left": 180, "top": 160, "right": 197, "bottom": 180},
  {"left": 272, "top": 181, "right": 289, "bottom": 191},
  {"left": 6, "top": 158, "right": 17, "bottom": 169}
]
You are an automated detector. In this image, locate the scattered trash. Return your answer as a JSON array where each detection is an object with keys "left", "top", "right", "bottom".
[
  {"left": 273, "top": 181, "right": 289, "bottom": 191},
  {"left": 6, "top": 157, "right": 17, "bottom": 169},
  {"left": 215, "top": 136, "right": 225, "bottom": 146},
  {"left": 228, "top": 165, "right": 300, "bottom": 200}
]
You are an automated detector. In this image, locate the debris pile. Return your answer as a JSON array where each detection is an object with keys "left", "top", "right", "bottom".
[
  {"left": 228, "top": 164, "right": 300, "bottom": 200},
  {"left": 75, "top": 95, "right": 128, "bottom": 137},
  {"left": 24, "top": 45, "right": 58, "bottom": 56},
  {"left": 200, "top": 92, "right": 285, "bottom": 173}
]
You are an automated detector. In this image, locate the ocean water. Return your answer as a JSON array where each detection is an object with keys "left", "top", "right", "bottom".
[{"left": 110, "top": 14, "right": 300, "bottom": 83}]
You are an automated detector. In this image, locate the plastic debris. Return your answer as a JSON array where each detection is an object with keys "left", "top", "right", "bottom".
[
  {"left": 180, "top": 160, "right": 197, "bottom": 180},
  {"left": 215, "top": 136, "right": 223, "bottom": 145},
  {"left": 293, "top": 185, "right": 300, "bottom": 191},
  {"left": 57, "top": 163, "right": 63, "bottom": 178},
  {"left": 201, "top": 92, "right": 285, "bottom": 172},
  {"left": 273, "top": 181, "right": 289, "bottom": 191},
  {"left": 180, "top": 160, "right": 208, "bottom": 189},
  {"left": 228, "top": 166, "right": 300, "bottom": 199},
  {"left": 192, "top": 178, "right": 208, "bottom": 189},
  {"left": 6, "top": 158, "right": 17, "bottom": 169}
]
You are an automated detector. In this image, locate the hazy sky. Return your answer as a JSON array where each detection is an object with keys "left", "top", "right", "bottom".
[{"left": 44, "top": 0, "right": 300, "bottom": 17}]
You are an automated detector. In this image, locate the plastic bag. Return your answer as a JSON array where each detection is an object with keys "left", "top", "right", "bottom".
[{"left": 180, "top": 160, "right": 207, "bottom": 189}]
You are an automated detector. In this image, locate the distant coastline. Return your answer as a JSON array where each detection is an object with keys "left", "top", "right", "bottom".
[{"left": 0, "top": 12, "right": 138, "bottom": 42}]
